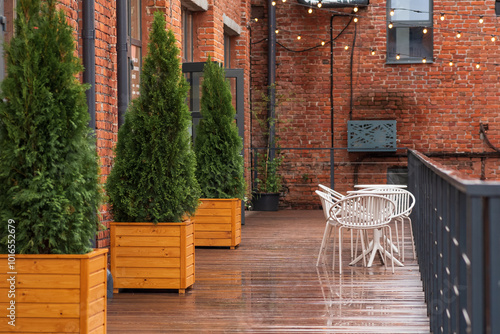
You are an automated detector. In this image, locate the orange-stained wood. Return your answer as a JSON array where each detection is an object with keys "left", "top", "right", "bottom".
[
  {"left": 193, "top": 198, "right": 241, "bottom": 248},
  {"left": 107, "top": 210, "right": 430, "bottom": 333},
  {"left": 111, "top": 221, "right": 195, "bottom": 294},
  {"left": 0, "top": 248, "right": 107, "bottom": 333}
]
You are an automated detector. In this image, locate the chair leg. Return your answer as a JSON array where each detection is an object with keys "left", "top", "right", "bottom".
[
  {"left": 407, "top": 216, "right": 416, "bottom": 260},
  {"left": 317, "top": 223, "right": 332, "bottom": 266},
  {"left": 387, "top": 225, "right": 394, "bottom": 273},
  {"left": 338, "top": 227, "right": 344, "bottom": 275},
  {"left": 394, "top": 218, "right": 400, "bottom": 254},
  {"left": 332, "top": 226, "right": 337, "bottom": 272}
]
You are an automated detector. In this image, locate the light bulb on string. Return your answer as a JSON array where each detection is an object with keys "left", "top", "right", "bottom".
[
  {"left": 456, "top": 31, "right": 462, "bottom": 38},
  {"left": 297, "top": 35, "right": 301, "bottom": 40},
  {"left": 422, "top": 57, "right": 427, "bottom": 63},
  {"left": 275, "top": 29, "right": 279, "bottom": 34},
  {"left": 344, "top": 45, "right": 349, "bottom": 50},
  {"left": 282, "top": 0, "right": 286, "bottom": 2},
  {"left": 423, "top": 28, "right": 428, "bottom": 34},
  {"left": 388, "top": 22, "right": 393, "bottom": 29},
  {"left": 354, "top": 17, "right": 358, "bottom": 23},
  {"left": 321, "top": 41, "right": 325, "bottom": 46},
  {"left": 317, "top": 1, "right": 322, "bottom": 8},
  {"left": 491, "top": 35, "right": 496, "bottom": 42},
  {"left": 449, "top": 60, "right": 454, "bottom": 66},
  {"left": 479, "top": 16, "right": 484, "bottom": 24},
  {"left": 370, "top": 48, "right": 376, "bottom": 56},
  {"left": 254, "top": 18, "right": 258, "bottom": 22},
  {"left": 476, "top": 63, "right": 480, "bottom": 69},
  {"left": 390, "top": 8, "right": 395, "bottom": 16},
  {"left": 440, "top": 13, "right": 445, "bottom": 21},
  {"left": 353, "top": 6, "right": 359, "bottom": 13},
  {"left": 272, "top": 1, "right": 276, "bottom": 6},
  {"left": 396, "top": 54, "right": 400, "bottom": 60},
  {"left": 308, "top": 8, "right": 313, "bottom": 14}
]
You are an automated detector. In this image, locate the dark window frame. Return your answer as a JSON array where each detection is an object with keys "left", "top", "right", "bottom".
[{"left": 386, "top": 0, "right": 433, "bottom": 64}]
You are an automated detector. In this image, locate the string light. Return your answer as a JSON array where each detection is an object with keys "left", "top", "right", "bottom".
[
  {"left": 254, "top": 18, "right": 258, "bottom": 22},
  {"left": 449, "top": 60, "right": 454, "bottom": 66},
  {"left": 396, "top": 54, "right": 400, "bottom": 60},
  {"left": 491, "top": 35, "right": 496, "bottom": 42},
  {"left": 275, "top": 29, "right": 279, "bottom": 34},
  {"left": 456, "top": 31, "right": 462, "bottom": 38},
  {"left": 353, "top": 17, "right": 358, "bottom": 23},
  {"left": 388, "top": 22, "right": 393, "bottom": 29},
  {"left": 321, "top": 41, "right": 325, "bottom": 46},
  {"left": 370, "top": 48, "right": 376, "bottom": 55},
  {"left": 423, "top": 28, "right": 428, "bottom": 34},
  {"left": 282, "top": 0, "right": 286, "bottom": 2},
  {"left": 297, "top": 35, "right": 301, "bottom": 40},
  {"left": 317, "top": 1, "right": 322, "bottom": 8},
  {"left": 440, "top": 13, "right": 445, "bottom": 21},
  {"left": 479, "top": 15, "right": 484, "bottom": 24},
  {"left": 308, "top": 8, "right": 313, "bottom": 14},
  {"left": 353, "top": 6, "right": 359, "bottom": 13},
  {"left": 476, "top": 63, "right": 481, "bottom": 69},
  {"left": 390, "top": 8, "right": 395, "bottom": 16},
  {"left": 272, "top": 1, "right": 276, "bottom": 6},
  {"left": 344, "top": 45, "right": 349, "bottom": 50},
  {"left": 422, "top": 57, "right": 427, "bottom": 63}
]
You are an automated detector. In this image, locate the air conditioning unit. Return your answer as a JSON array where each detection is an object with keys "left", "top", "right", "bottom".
[{"left": 347, "top": 120, "right": 397, "bottom": 152}]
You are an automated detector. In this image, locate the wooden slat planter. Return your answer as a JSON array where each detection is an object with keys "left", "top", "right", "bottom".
[
  {"left": 0, "top": 248, "right": 108, "bottom": 333},
  {"left": 194, "top": 198, "right": 241, "bottom": 249},
  {"left": 110, "top": 220, "right": 195, "bottom": 294}
]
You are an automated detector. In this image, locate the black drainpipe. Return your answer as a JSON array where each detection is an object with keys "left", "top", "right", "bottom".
[
  {"left": 117, "top": 0, "right": 128, "bottom": 128},
  {"left": 267, "top": 0, "right": 276, "bottom": 161},
  {"left": 82, "top": 0, "right": 95, "bottom": 131},
  {"left": 330, "top": 15, "right": 335, "bottom": 190}
]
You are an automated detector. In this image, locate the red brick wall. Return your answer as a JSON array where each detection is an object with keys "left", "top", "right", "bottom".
[{"left": 249, "top": 0, "right": 500, "bottom": 208}]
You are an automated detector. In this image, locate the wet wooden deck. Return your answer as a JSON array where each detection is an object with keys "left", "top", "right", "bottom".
[{"left": 107, "top": 210, "right": 430, "bottom": 333}]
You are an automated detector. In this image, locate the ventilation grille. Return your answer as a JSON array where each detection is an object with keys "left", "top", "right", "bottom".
[{"left": 347, "top": 120, "right": 397, "bottom": 152}]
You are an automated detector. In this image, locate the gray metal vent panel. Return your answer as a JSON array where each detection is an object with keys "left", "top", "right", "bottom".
[{"left": 347, "top": 120, "right": 397, "bottom": 152}]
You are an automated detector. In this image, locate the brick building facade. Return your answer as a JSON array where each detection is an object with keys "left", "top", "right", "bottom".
[
  {"left": 249, "top": 0, "right": 500, "bottom": 209},
  {"left": 2, "top": 0, "right": 499, "bottom": 246}
]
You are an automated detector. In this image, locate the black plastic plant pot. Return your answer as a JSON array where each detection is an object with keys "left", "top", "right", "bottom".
[{"left": 252, "top": 192, "right": 280, "bottom": 211}]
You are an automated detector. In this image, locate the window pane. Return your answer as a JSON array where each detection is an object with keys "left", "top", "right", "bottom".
[
  {"left": 390, "top": 0, "right": 430, "bottom": 22},
  {"left": 387, "top": 27, "right": 433, "bottom": 61},
  {"left": 182, "top": 8, "right": 193, "bottom": 62},
  {"left": 224, "top": 34, "right": 231, "bottom": 68},
  {"left": 130, "top": 0, "right": 140, "bottom": 40}
]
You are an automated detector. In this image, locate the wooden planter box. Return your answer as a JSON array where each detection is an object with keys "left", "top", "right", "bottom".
[
  {"left": 194, "top": 198, "right": 241, "bottom": 249},
  {"left": 0, "top": 248, "right": 108, "bottom": 333},
  {"left": 110, "top": 220, "right": 194, "bottom": 294}
]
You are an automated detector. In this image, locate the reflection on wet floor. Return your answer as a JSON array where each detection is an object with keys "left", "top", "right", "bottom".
[{"left": 107, "top": 210, "right": 430, "bottom": 333}]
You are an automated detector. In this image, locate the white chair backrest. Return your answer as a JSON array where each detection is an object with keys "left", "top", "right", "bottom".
[
  {"left": 318, "top": 184, "right": 344, "bottom": 201},
  {"left": 349, "top": 188, "right": 415, "bottom": 217},
  {"left": 329, "top": 194, "right": 395, "bottom": 229},
  {"left": 315, "top": 190, "right": 336, "bottom": 221}
]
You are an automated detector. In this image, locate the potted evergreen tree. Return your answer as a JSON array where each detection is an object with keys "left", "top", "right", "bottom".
[
  {"left": 106, "top": 11, "right": 200, "bottom": 294},
  {"left": 193, "top": 57, "right": 245, "bottom": 249},
  {"left": 0, "top": 0, "right": 107, "bottom": 332}
]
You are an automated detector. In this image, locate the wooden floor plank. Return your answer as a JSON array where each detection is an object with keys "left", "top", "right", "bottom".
[{"left": 107, "top": 210, "right": 430, "bottom": 333}]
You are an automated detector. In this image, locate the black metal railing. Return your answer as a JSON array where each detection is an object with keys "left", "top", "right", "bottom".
[{"left": 408, "top": 149, "right": 500, "bottom": 334}]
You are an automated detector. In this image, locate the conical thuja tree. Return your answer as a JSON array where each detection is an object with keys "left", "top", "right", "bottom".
[
  {"left": 194, "top": 57, "right": 244, "bottom": 199},
  {"left": 106, "top": 11, "right": 200, "bottom": 223},
  {"left": 0, "top": 0, "right": 101, "bottom": 254}
]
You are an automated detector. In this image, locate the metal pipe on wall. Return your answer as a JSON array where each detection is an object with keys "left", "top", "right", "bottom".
[
  {"left": 267, "top": 0, "right": 276, "bottom": 161},
  {"left": 82, "top": 0, "right": 95, "bottom": 131},
  {"left": 117, "top": 0, "right": 128, "bottom": 128}
]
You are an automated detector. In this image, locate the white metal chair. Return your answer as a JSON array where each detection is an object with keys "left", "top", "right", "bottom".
[
  {"left": 329, "top": 194, "right": 396, "bottom": 274},
  {"left": 315, "top": 190, "right": 339, "bottom": 266},
  {"left": 350, "top": 187, "right": 416, "bottom": 262},
  {"left": 316, "top": 185, "right": 363, "bottom": 265}
]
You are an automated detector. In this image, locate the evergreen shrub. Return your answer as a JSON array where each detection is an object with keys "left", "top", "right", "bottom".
[
  {"left": 194, "top": 57, "right": 245, "bottom": 199},
  {"left": 0, "top": 0, "right": 101, "bottom": 254},
  {"left": 106, "top": 11, "right": 200, "bottom": 223}
]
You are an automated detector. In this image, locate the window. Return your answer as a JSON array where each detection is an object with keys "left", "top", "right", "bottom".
[
  {"left": 128, "top": 0, "right": 141, "bottom": 99},
  {"left": 496, "top": 0, "right": 500, "bottom": 16},
  {"left": 182, "top": 7, "right": 193, "bottom": 63},
  {"left": 224, "top": 33, "right": 231, "bottom": 68},
  {"left": 386, "top": 0, "right": 433, "bottom": 64}
]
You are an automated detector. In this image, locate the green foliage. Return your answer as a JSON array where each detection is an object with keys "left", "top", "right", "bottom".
[
  {"left": 106, "top": 12, "right": 200, "bottom": 223},
  {"left": 0, "top": 0, "right": 101, "bottom": 254},
  {"left": 194, "top": 57, "right": 245, "bottom": 199}
]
